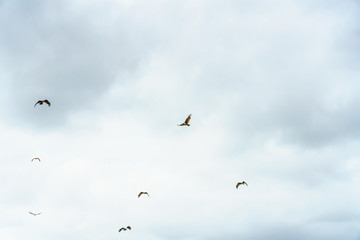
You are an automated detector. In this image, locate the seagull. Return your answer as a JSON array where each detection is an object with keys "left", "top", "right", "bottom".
[
  {"left": 31, "top": 158, "right": 41, "bottom": 162},
  {"left": 118, "top": 226, "right": 131, "bottom": 232},
  {"left": 138, "top": 192, "right": 149, "bottom": 198},
  {"left": 178, "top": 114, "right": 192, "bottom": 126},
  {"left": 34, "top": 99, "right": 51, "bottom": 107},
  {"left": 29, "top": 212, "right": 41, "bottom": 216},
  {"left": 236, "top": 181, "right": 248, "bottom": 189}
]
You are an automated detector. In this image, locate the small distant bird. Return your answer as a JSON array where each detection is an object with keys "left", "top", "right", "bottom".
[
  {"left": 118, "top": 226, "right": 131, "bottom": 232},
  {"left": 31, "top": 158, "right": 41, "bottom": 162},
  {"left": 138, "top": 192, "right": 149, "bottom": 198},
  {"left": 178, "top": 114, "right": 192, "bottom": 126},
  {"left": 29, "top": 212, "right": 41, "bottom": 216},
  {"left": 34, "top": 99, "right": 51, "bottom": 107},
  {"left": 236, "top": 181, "right": 248, "bottom": 189}
]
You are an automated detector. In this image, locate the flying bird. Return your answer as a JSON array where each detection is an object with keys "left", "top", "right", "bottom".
[
  {"left": 236, "top": 181, "right": 248, "bottom": 189},
  {"left": 31, "top": 158, "right": 41, "bottom": 162},
  {"left": 29, "top": 212, "right": 41, "bottom": 216},
  {"left": 118, "top": 226, "right": 131, "bottom": 232},
  {"left": 138, "top": 192, "right": 149, "bottom": 198},
  {"left": 178, "top": 114, "right": 192, "bottom": 126},
  {"left": 34, "top": 99, "right": 51, "bottom": 107}
]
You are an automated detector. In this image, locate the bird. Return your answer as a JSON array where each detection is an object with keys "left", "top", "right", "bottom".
[
  {"left": 34, "top": 99, "right": 51, "bottom": 107},
  {"left": 178, "top": 114, "right": 192, "bottom": 126},
  {"left": 118, "top": 226, "right": 131, "bottom": 232},
  {"left": 138, "top": 192, "right": 149, "bottom": 198},
  {"left": 29, "top": 212, "right": 41, "bottom": 216},
  {"left": 236, "top": 181, "right": 248, "bottom": 189},
  {"left": 31, "top": 158, "right": 41, "bottom": 162}
]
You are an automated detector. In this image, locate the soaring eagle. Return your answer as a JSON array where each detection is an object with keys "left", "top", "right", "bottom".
[
  {"left": 138, "top": 192, "right": 149, "bottom": 198},
  {"left": 29, "top": 212, "right": 41, "bottom": 216},
  {"left": 178, "top": 114, "right": 192, "bottom": 126},
  {"left": 34, "top": 99, "right": 51, "bottom": 107},
  {"left": 118, "top": 226, "right": 131, "bottom": 232},
  {"left": 236, "top": 181, "right": 248, "bottom": 189},
  {"left": 31, "top": 158, "right": 41, "bottom": 162}
]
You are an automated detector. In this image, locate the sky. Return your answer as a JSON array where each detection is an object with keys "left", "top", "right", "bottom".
[{"left": 0, "top": 0, "right": 360, "bottom": 239}]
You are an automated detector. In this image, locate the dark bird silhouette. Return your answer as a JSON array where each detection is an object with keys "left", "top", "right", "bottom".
[
  {"left": 31, "top": 158, "right": 41, "bottom": 162},
  {"left": 236, "top": 181, "right": 248, "bottom": 189},
  {"left": 138, "top": 192, "right": 149, "bottom": 198},
  {"left": 34, "top": 99, "right": 51, "bottom": 107},
  {"left": 178, "top": 114, "right": 192, "bottom": 126},
  {"left": 118, "top": 226, "right": 131, "bottom": 232},
  {"left": 29, "top": 212, "right": 41, "bottom": 216}
]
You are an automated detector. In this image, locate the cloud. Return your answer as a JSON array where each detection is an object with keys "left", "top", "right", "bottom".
[
  {"left": 0, "top": 0, "right": 155, "bottom": 129},
  {"left": 1, "top": 1, "right": 360, "bottom": 240}
]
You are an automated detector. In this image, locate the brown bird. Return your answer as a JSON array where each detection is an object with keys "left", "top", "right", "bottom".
[
  {"left": 34, "top": 99, "right": 51, "bottom": 107},
  {"left": 138, "top": 192, "right": 149, "bottom": 198},
  {"left": 29, "top": 212, "right": 41, "bottom": 216},
  {"left": 236, "top": 181, "right": 248, "bottom": 189},
  {"left": 31, "top": 158, "right": 41, "bottom": 162},
  {"left": 178, "top": 114, "right": 192, "bottom": 126},
  {"left": 118, "top": 226, "right": 131, "bottom": 232}
]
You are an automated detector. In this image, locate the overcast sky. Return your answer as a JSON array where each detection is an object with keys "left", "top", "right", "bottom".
[{"left": 1, "top": 0, "right": 360, "bottom": 239}]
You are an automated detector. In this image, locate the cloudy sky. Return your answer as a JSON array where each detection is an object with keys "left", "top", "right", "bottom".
[{"left": 1, "top": 0, "right": 360, "bottom": 239}]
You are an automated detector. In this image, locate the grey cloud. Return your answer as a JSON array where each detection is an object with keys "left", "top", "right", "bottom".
[{"left": 0, "top": 0, "right": 155, "bottom": 129}]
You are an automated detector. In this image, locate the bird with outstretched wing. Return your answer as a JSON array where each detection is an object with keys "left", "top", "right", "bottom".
[
  {"left": 119, "top": 226, "right": 131, "bottom": 232},
  {"left": 236, "top": 181, "right": 248, "bottom": 189},
  {"left": 178, "top": 114, "right": 192, "bottom": 126},
  {"left": 29, "top": 212, "right": 41, "bottom": 216},
  {"left": 34, "top": 99, "right": 51, "bottom": 107},
  {"left": 31, "top": 158, "right": 41, "bottom": 162},
  {"left": 138, "top": 192, "right": 150, "bottom": 198}
]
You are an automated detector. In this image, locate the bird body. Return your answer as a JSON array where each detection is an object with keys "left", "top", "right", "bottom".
[
  {"left": 236, "top": 181, "right": 248, "bottom": 189},
  {"left": 31, "top": 158, "right": 41, "bottom": 162},
  {"left": 178, "top": 114, "right": 192, "bottom": 126},
  {"left": 138, "top": 192, "right": 149, "bottom": 198},
  {"left": 34, "top": 99, "right": 51, "bottom": 107}
]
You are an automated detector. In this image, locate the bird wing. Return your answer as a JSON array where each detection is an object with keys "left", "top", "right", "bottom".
[
  {"left": 34, "top": 101, "right": 41, "bottom": 107},
  {"left": 29, "top": 212, "right": 35, "bottom": 215},
  {"left": 119, "top": 228, "right": 125, "bottom": 232},
  {"left": 244, "top": 182, "right": 248, "bottom": 186},
  {"left": 185, "top": 114, "right": 192, "bottom": 124},
  {"left": 236, "top": 183, "right": 240, "bottom": 189},
  {"left": 138, "top": 192, "right": 143, "bottom": 198},
  {"left": 44, "top": 99, "right": 51, "bottom": 106},
  {"left": 145, "top": 192, "right": 149, "bottom": 197},
  {"left": 127, "top": 226, "right": 131, "bottom": 230}
]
